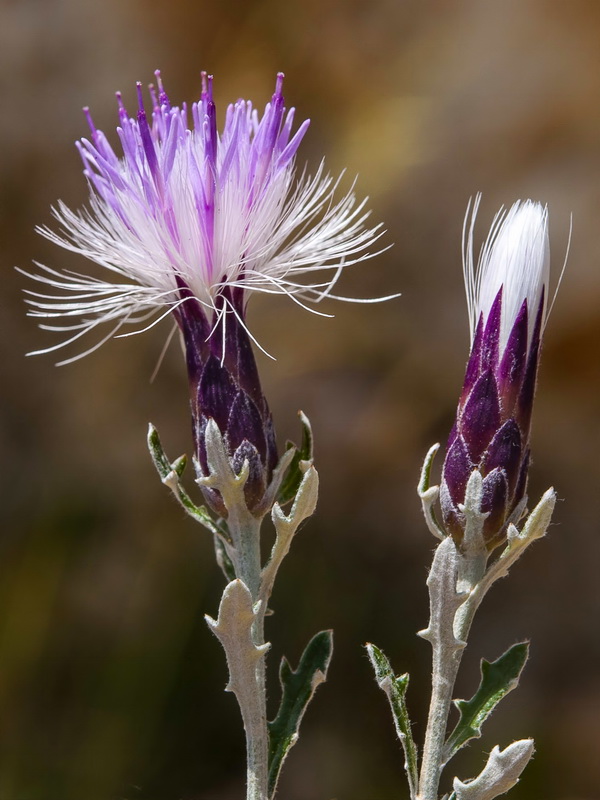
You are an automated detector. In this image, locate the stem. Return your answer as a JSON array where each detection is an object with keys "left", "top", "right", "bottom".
[
  {"left": 229, "top": 507, "right": 269, "bottom": 800},
  {"left": 245, "top": 609, "right": 268, "bottom": 800},
  {"left": 417, "top": 545, "right": 486, "bottom": 800},
  {"left": 418, "top": 642, "right": 462, "bottom": 800}
]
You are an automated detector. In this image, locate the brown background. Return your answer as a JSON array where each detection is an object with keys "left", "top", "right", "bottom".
[{"left": 1, "top": 0, "right": 599, "bottom": 798}]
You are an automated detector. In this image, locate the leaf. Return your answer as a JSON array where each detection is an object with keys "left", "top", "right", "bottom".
[
  {"left": 277, "top": 411, "right": 314, "bottom": 506},
  {"left": 445, "top": 642, "right": 529, "bottom": 758},
  {"left": 205, "top": 579, "right": 270, "bottom": 701},
  {"left": 417, "top": 442, "right": 444, "bottom": 540},
  {"left": 453, "top": 739, "right": 534, "bottom": 800},
  {"left": 147, "top": 423, "right": 222, "bottom": 536},
  {"left": 366, "top": 643, "right": 419, "bottom": 799},
  {"left": 418, "top": 537, "right": 466, "bottom": 650},
  {"left": 268, "top": 630, "right": 333, "bottom": 798},
  {"left": 261, "top": 465, "right": 319, "bottom": 608}
]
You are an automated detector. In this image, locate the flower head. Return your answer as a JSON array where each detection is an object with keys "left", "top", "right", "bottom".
[
  {"left": 24, "top": 71, "right": 387, "bottom": 515},
  {"left": 440, "top": 197, "right": 550, "bottom": 549},
  {"left": 25, "top": 71, "right": 384, "bottom": 363}
]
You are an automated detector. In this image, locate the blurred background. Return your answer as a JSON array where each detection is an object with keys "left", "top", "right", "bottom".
[{"left": 1, "top": 0, "right": 599, "bottom": 798}]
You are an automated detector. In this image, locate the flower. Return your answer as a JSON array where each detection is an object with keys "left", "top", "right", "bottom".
[
  {"left": 24, "top": 71, "right": 385, "bottom": 362},
  {"left": 23, "top": 71, "right": 388, "bottom": 515},
  {"left": 440, "top": 197, "right": 550, "bottom": 549}
]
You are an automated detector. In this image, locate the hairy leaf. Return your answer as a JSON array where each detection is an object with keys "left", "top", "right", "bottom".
[
  {"left": 268, "top": 630, "right": 333, "bottom": 798},
  {"left": 453, "top": 739, "right": 534, "bottom": 800},
  {"left": 147, "top": 423, "right": 222, "bottom": 536},
  {"left": 445, "top": 642, "right": 529, "bottom": 758},
  {"left": 367, "top": 643, "right": 419, "bottom": 798}
]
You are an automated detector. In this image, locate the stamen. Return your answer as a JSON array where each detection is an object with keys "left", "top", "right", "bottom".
[
  {"left": 83, "top": 107, "right": 96, "bottom": 136},
  {"left": 201, "top": 71, "right": 213, "bottom": 103},
  {"left": 136, "top": 81, "right": 145, "bottom": 114},
  {"left": 274, "top": 72, "right": 285, "bottom": 97},
  {"left": 154, "top": 69, "right": 170, "bottom": 109},
  {"left": 115, "top": 91, "right": 129, "bottom": 127},
  {"left": 136, "top": 82, "right": 160, "bottom": 182},
  {"left": 202, "top": 74, "right": 217, "bottom": 272}
]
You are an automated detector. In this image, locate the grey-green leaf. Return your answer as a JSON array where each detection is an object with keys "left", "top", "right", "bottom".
[
  {"left": 445, "top": 642, "right": 529, "bottom": 759},
  {"left": 268, "top": 629, "right": 333, "bottom": 798},
  {"left": 147, "top": 423, "right": 221, "bottom": 536},
  {"left": 367, "top": 643, "right": 419, "bottom": 798},
  {"left": 277, "top": 411, "right": 314, "bottom": 506}
]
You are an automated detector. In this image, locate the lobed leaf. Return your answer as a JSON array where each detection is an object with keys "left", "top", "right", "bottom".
[
  {"left": 147, "top": 423, "right": 222, "bottom": 536},
  {"left": 452, "top": 739, "right": 534, "bottom": 800},
  {"left": 445, "top": 642, "right": 529, "bottom": 759},
  {"left": 268, "top": 630, "right": 333, "bottom": 798}
]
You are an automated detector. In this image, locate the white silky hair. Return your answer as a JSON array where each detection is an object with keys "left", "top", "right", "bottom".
[
  {"left": 22, "top": 163, "right": 393, "bottom": 365},
  {"left": 463, "top": 196, "right": 550, "bottom": 356}
]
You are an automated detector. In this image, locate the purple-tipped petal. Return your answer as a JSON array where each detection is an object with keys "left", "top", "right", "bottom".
[
  {"left": 227, "top": 391, "right": 267, "bottom": 460},
  {"left": 231, "top": 440, "right": 267, "bottom": 510},
  {"left": 446, "top": 421, "right": 458, "bottom": 451},
  {"left": 442, "top": 434, "right": 473, "bottom": 505},
  {"left": 497, "top": 299, "right": 528, "bottom": 416},
  {"left": 198, "top": 355, "right": 238, "bottom": 434},
  {"left": 460, "top": 314, "right": 484, "bottom": 409},
  {"left": 460, "top": 369, "right": 501, "bottom": 463},
  {"left": 481, "top": 467, "right": 508, "bottom": 542},
  {"left": 440, "top": 480, "right": 465, "bottom": 543},
  {"left": 136, "top": 83, "right": 160, "bottom": 184},
  {"left": 517, "top": 290, "right": 545, "bottom": 436},
  {"left": 481, "top": 287, "right": 502, "bottom": 370},
  {"left": 482, "top": 418, "right": 522, "bottom": 496}
]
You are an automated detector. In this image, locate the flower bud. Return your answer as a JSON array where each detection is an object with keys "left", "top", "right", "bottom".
[{"left": 440, "top": 199, "right": 550, "bottom": 549}]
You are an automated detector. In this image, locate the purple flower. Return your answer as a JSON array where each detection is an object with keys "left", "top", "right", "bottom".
[
  {"left": 24, "top": 71, "right": 388, "bottom": 515},
  {"left": 440, "top": 197, "right": 550, "bottom": 549}
]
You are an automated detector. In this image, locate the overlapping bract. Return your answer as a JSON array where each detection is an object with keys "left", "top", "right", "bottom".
[{"left": 177, "top": 285, "right": 277, "bottom": 515}]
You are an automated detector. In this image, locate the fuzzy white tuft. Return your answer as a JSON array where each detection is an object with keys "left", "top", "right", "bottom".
[{"left": 463, "top": 196, "right": 550, "bottom": 355}]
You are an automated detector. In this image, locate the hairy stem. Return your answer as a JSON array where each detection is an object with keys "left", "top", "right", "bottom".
[
  {"left": 229, "top": 508, "right": 269, "bottom": 800},
  {"left": 418, "top": 643, "right": 462, "bottom": 799},
  {"left": 245, "top": 609, "right": 268, "bottom": 800},
  {"left": 417, "top": 543, "right": 486, "bottom": 800}
]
